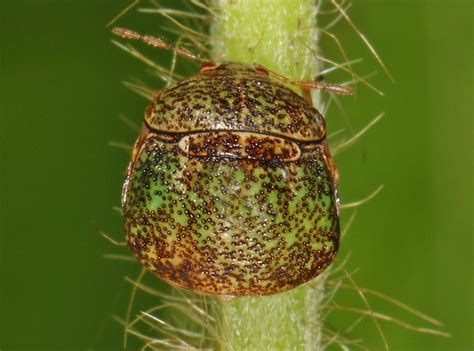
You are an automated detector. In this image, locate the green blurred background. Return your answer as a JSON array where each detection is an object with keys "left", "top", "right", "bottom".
[{"left": 0, "top": 0, "right": 471, "bottom": 350}]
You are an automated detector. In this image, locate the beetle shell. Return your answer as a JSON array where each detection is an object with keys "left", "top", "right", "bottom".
[{"left": 122, "top": 63, "right": 339, "bottom": 296}]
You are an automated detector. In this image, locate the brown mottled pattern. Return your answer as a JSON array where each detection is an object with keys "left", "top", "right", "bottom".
[
  {"left": 146, "top": 64, "right": 326, "bottom": 141},
  {"left": 122, "top": 64, "right": 340, "bottom": 296},
  {"left": 178, "top": 131, "right": 301, "bottom": 162}
]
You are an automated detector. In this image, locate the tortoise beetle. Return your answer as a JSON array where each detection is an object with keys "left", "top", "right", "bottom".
[{"left": 114, "top": 28, "right": 351, "bottom": 296}]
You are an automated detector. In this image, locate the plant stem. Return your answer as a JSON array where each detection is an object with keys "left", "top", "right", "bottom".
[
  {"left": 209, "top": 1, "right": 325, "bottom": 350},
  {"left": 217, "top": 278, "right": 327, "bottom": 350},
  {"left": 210, "top": 0, "right": 321, "bottom": 81}
]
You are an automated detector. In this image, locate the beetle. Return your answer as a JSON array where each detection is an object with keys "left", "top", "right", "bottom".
[{"left": 114, "top": 28, "right": 351, "bottom": 296}]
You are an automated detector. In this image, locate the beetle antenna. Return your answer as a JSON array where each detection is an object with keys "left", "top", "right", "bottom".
[
  {"left": 257, "top": 64, "right": 353, "bottom": 96},
  {"left": 112, "top": 27, "right": 209, "bottom": 63},
  {"left": 293, "top": 80, "right": 353, "bottom": 95}
]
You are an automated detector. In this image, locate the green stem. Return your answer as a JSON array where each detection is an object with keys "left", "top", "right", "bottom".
[
  {"left": 210, "top": 0, "right": 321, "bottom": 81},
  {"left": 218, "top": 278, "right": 327, "bottom": 350},
  {"left": 209, "top": 1, "right": 325, "bottom": 350}
]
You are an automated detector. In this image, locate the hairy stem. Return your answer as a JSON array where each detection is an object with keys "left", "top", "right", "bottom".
[{"left": 209, "top": 1, "right": 325, "bottom": 350}]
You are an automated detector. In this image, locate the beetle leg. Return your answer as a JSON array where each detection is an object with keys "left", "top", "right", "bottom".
[
  {"left": 301, "top": 89, "right": 313, "bottom": 105},
  {"left": 253, "top": 64, "right": 270, "bottom": 76},
  {"left": 199, "top": 61, "right": 218, "bottom": 73},
  {"left": 152, "top": 90, "right": 161, "bottom": 102}
]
